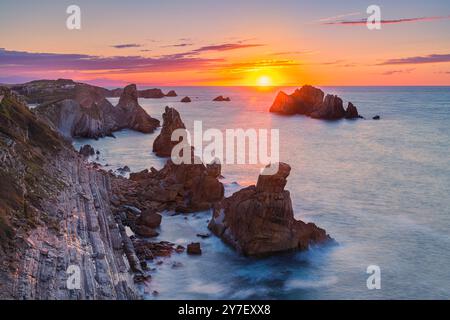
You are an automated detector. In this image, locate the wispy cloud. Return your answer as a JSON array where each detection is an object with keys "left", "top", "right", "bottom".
[
  {"left": 161, "top": 43, "right": 194, "bottom": 48},
  {"left": 318, "top": 11, "right": 362, "bottom": 23},
  {"left": 381, "top": 68, "right": 415, "bottom": 75},
  {"left": 0, "top": 48, "right": 221, "bottom": 75},
  {"left": 111, "top": 43, "right": 143, "bottom": 49},
  {"left": 193, "top": 43, "right": 264, "bottom": 53},
  {"left": 379, "top": 54, "right": 450, "bottom": 65},
  {"left": 269, "top": 50, "right": 314, "bottom": 56},
  {"left": 207, "top": 59, "right": 299, "bottom": 73},
  {"left": 323, "top": 15, "right": 450, "bottom": 26}
]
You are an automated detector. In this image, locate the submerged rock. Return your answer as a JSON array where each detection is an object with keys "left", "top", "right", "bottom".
[
  {"left": 213, "top": 95, "right": 231, "bottom": 102},
  {"left": 187, "top": 242, "right": 202, "bottom": 255},
  {"left": 165, "top": 90, "right": 178, "bottom": 97},
  {"left": 79, "top": 144, "right": 95, "bottom": 158},
  {"left": 373, "top": 115, "right": 381, "bottom": 120},
  {"left": 209, "top": 163, "right": 331, "bottom": 256},
  {"left": 270, "top": 85, "right": 362, "bottom": 120},
  {"left": 138, "top": 88, "right": 165, "bottom": 99}
]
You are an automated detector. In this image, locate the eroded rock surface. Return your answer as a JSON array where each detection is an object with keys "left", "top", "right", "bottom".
[
  {"left": 153, "top": 106, "right": 186, "bottom": 157},
  {"left": 209, "top": 163, "right": 331, "bottom": 256},
  {"left": 0, "top": 87, "right": 140, "bottom": 299}
]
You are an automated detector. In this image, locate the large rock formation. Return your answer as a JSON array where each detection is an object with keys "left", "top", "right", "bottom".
[
  {"left": 9, "top": 79, "right": 109, "bottom": 105},
  {"left": 270, "top": 85, "right": 362, "bottom": 120},
  {"left": 0, "top": 87, "right": 140, "bottom": 299},
  {"left": 138, "top": 88, "right": 165, "bottom": 99},
  {"left": 34, "top": 83, "right": 159, "bottom": 139},
  {"left": 115, "top": 84, "right": 160, "bottom": 133},
  {"left": 118, "top": 157, "right": 224, "bottom": 214},
  {"left": 208, "top": 163, "right": 330, "bottom": 256},
  {"left": 153, "top": 106, "right": 186, "bottom": 157}
]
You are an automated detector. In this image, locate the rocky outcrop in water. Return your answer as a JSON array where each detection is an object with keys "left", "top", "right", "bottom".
[
  {"left": 34, "top": 83, "right": 159, "bottom": 139},
  {"left": 115, "top": 84, "right": 160, "bottom": 133},
  {"left": 208, "top": 163, "right": 331, "bottom": 256},
  {"left": 153, "top": 106, "right": 186, "bottom": 157},
  {"left": 270, "top": 85, "right": 361, "bottom": 120},
  {"left": 117, "top": 157, "right": 224, "bottom": 214},
  {"left": 165, "top": 90, "right": 177, "bottom": 97},
  {"left": 0, "top": 87, "right": 140, "bottom": 299},
  {"left": 180, "top": 96, "right": 191, "bottom": 103},
  {"left": 213, "top": 96, "right": 231, "bottom": 102}
]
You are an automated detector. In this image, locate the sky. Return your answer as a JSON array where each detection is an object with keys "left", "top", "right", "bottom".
[{"left": 1, "top": 0, "right": 450, "bottom": 86}]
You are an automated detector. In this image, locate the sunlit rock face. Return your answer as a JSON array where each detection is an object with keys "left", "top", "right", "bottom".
[
  {"left": 270, "top": 85, "right": 361, "bottom": 120},
  {"left": 209, "top": 163, "right": 331, "bottom": 256}
]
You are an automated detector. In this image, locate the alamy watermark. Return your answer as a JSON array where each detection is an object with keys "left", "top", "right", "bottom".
[
  {"left": 66, "top": 5, "right": 81, "bottom": 30},
  {"left": 366, "top": 265, "right": 381, "bottom": 290},
  {"left": 170, "top": 121, "right": 280, "bottom": 175}
]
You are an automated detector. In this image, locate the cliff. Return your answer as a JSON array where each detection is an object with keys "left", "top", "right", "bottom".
[
  {"left": 34, "top": 83, "right": 160, "bottom": 139},
  {"left": 0, "top": 87, "right": 139, "bottom": 299}
]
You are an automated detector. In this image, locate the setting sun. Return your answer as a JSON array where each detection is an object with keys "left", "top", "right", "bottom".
[{"left": 257, "top": 76, "right": 272, "bottom": 87}]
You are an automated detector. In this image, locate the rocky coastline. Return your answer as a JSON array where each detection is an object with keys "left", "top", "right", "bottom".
[{"left": 1, "top": 82, "right": 331, "bottom": 300}]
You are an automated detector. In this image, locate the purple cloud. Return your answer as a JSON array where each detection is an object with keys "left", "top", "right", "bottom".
[
  {"left": 323, "top": 15, "right": 450, "bottom": 26},
  {"left": 379, "top": 54, "right": 450, "bottom": 65},
  {"left": 111, "top": 43, "right": 142, "bottom": 49},
  {"left": 193, "top": 43, "right": 264, "bottom": 52},
  {"left": 0, "top": 48, "right": 222, "bottom": 75},
  {"left": 161, "top": 43, "right": 194, "bottom": 48}
]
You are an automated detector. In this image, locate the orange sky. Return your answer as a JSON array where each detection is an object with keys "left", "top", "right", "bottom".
[{"left": 1, "top": 1, "right": 450, "bottom": 86}]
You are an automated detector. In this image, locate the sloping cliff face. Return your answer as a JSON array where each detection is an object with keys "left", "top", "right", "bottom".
[
  {"left": 0, "top": 87, "right": 139, "bottom": 299},
  {"left": 34, "top": 84, "right": 160, "bottom": 139},
  {"left": 208, "top": 163, "right": 331, "bottom": 256}
]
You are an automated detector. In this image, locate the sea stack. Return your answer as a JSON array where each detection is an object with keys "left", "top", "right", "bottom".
[
  {"left": 270, "top": 85, "right": 361, "bottom": 120},
  {"left": 115, "top": 84, "right": 160, "bottom": 133},
  {"left": 153, "top": 106, "right": 187, "bottom": 157},
  {"left": 208, "top": 163, "right": 331, "bottom": 256},
  {"left": 180, "top": 96, "right": 191, "bottom": 103}
]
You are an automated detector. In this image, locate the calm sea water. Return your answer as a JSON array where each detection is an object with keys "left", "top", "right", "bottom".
[{"left": 74, "top": 86, "right": 450, "bottom": 299}]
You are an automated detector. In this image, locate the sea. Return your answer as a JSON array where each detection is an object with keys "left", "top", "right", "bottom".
[{"left": 73, "top": 86, "right": 450, "bottom": 299}]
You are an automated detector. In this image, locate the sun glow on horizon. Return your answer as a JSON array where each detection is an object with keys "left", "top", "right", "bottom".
[{"left": 257, "top": 76, "right": 272, "bottom": 87}]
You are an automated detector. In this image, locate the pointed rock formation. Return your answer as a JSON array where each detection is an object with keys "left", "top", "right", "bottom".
[
  {"left": 345, "top": 102, "right": 362, "bottom": 119},
  {"left": 116, "top": 84, "right": 160, "bottom": 133},
  {"left": 153, "top": 106, "right": 186, "bottom": 157},
  {"left": 208, "top": 163, "right": 331, "bottom": 256}
]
